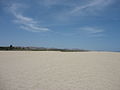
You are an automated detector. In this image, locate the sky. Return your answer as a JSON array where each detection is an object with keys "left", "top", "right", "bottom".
[{"left": 0, "top": 0, "right": 120, "bottom": 51}]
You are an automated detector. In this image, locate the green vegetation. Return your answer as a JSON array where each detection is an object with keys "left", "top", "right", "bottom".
[{"left": 0, "top": 45, "right": 89, "bottom": 52}]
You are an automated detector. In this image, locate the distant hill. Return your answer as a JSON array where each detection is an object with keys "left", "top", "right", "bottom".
[{"left": 0, "top": 46, "right": 89, "bottom": 52}]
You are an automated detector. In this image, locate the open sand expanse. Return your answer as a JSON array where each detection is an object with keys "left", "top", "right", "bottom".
[{"left": 0, "top": 51, "right": 120, "bottom": 90}]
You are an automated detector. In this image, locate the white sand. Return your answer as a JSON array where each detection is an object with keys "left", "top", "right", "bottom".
[{"left": 0, "top": 51, "right": 120, "bottom": 90}]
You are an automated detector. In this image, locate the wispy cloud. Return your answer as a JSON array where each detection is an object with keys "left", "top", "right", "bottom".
[
  {"left": 42, "top": 0, "right": 60, "bottom": 7},
  {"left": 80, "top": 27, "right": 104, "bottom": 34},
  {"left": 40, "top": 0, "right": 74, "bottom": 7},
  {"left": 80, "top": 27, "right": 105, "bottom": 37},
  {"left": 46, "top": 0, "right": 115, "bottom": 22},
  {"left": 70, "top": 0, "right": 114, "bottom": 15},
  {"left": 9, "top": 3, "right": 50, "bottom": 32}
]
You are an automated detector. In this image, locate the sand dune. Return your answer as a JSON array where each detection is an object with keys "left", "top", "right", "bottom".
[{"left": 0, "top": 51, "right": 120, "bottom": 90}]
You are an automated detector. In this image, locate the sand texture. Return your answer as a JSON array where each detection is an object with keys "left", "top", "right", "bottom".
[{"left": 0, "top": 51, "right": 120, "bottom": 90}]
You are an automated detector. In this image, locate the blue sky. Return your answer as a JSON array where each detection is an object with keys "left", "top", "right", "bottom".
[{"left": 0, "top": 0, "right": 120, "bottom": 51}]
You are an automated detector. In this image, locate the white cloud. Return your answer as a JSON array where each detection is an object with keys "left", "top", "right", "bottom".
[
  {"left": 80, "top": 27, "right": 105, "bottom": 37},
  {"left": 70, "top": 0, "right": 113, "bottom": 14},
  {"left": 9, "top": 3, "right": 50, "bottom": 32}
]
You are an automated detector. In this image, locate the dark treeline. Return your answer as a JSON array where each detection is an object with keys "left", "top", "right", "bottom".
[{"left": 0, "top": 45, "right": 89, "bottom": 52}]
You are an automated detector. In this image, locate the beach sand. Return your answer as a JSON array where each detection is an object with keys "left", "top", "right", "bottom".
[{"left": 0, "top": 51, "right": 120, "bottom": 90}]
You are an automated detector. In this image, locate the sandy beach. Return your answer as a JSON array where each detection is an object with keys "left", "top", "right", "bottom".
[{"left": 0, "top": 51, "right": 120, "bottom": 90}]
